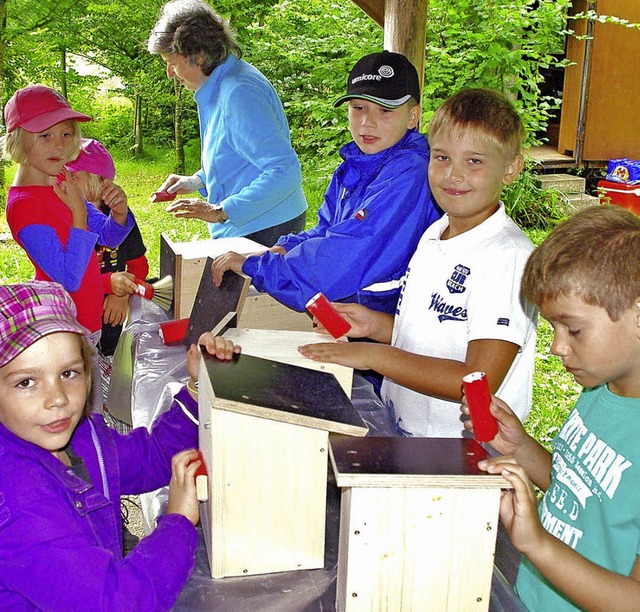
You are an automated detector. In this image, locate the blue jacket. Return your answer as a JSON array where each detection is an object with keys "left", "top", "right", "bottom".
[
  {"left": 0, "top": 387, "right": 199, "bottom": 611},
  {"left": 194, "top": 54, "right": 307, "bottom": 239},
  {"left": 243, "top": 129, "right": 442, "bottom": 313}
]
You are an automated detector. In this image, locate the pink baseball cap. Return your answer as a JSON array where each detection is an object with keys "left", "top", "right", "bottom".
[
  {"left": 66, "top": 138, "right": 116, "bottom": 180},
  {"left": 3, "top": 85, "right": 92, "bottom": 133},
  {"left": 0, "top": 281, "right": 88, "bottom": 367}
]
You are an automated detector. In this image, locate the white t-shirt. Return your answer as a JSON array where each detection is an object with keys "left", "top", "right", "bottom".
[{"left": 381, "top": 204, "right": 538, "bottom": 437}]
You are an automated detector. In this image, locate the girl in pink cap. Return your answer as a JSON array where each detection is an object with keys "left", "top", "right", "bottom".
[{"left": 66, "top": 139, "right": 150, "bottom": 408}]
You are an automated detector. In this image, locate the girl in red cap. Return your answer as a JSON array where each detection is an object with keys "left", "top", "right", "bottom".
[{"left": 2, "top": 85, "right": 137, "bottom": 406}]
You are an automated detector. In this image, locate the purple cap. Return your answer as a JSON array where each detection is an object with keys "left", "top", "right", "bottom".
[
  {"left": 66, "top": 138, "right": 116, "bottom": 180},
  {"left": 0, "top": 281, "right": 88, "bottom": 367}
]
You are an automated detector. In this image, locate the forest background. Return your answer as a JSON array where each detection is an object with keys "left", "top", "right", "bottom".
[{"left": 3, "top": 0, "right": 629, "bottom": 443}]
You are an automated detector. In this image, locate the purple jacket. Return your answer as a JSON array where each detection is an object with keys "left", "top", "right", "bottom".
[{"left": 0, "top": 387, "right": 199, "bottom": 611}]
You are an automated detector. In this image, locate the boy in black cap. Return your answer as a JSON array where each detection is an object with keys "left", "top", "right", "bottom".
[{"left": 212, "top": 51, "right": 441, "bottom": 318}]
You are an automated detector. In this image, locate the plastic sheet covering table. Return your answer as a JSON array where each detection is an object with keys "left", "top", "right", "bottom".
[{"left": 110, "top": 296, "right": 526, "bottom": 611}]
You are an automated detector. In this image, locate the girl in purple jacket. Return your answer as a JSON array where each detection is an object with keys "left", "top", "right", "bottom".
[{"left": 0, "top": 281, "right": 238, "bottom": 610}]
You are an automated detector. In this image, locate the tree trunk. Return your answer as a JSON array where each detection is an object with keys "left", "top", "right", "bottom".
[
  {"left": 174, "top": 79, "right": 184, "bottom": 174},
  {"left": 133, "top": 92, "right": 143, "bottom": 158},
  {"left": 60, "top": 47, "right": 67, "bottom": 98}
]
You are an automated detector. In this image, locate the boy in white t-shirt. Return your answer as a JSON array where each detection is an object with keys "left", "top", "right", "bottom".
[{"left": 299, "top": 88, "right": 538, "bottom": 437}]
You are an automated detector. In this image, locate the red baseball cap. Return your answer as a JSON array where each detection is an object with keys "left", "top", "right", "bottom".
[{"left": 4, "top": 85, "right": 92, "bottom": 133}]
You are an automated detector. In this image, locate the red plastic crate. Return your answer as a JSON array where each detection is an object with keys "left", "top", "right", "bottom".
[{"left": 598, "top": 180, "right": 640, "bottom": 215}]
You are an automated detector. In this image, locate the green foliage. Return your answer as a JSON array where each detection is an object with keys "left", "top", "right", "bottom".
[
  {"left": 421, "top": 0, "right": 571, "bottom": 146},
  {"left": 243, "top": 0, "right": 381, "bottom": 159},
  {"left": 503, "top": 160, "right": 565, "bottom": 230},
  {"left": 80, "top": 95, "right": 134, "bottom": 148},
  {"left": 526, "top": 317, "right": 580, "bottom": 450}
]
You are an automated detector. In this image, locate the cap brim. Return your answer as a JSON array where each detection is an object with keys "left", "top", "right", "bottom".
[
  {"left": 333, "top": 93, "right": 412, "bottom": 109},
  {"left": 20, "top": 109, "right": 92, "bottom": 133},
  {"left": 0, "top": 320, "right": 89, "bottom": 367}
]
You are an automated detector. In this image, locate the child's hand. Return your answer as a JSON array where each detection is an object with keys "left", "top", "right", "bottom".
[
  {"left": 54, "top": 169, "right": 87, "bottom": 229},
  {"left": 298, "top": 339, "right": 372, "bottom": 370},
  {"left": 103, "top": 294, "right": 129, "bottom": 326},
  {"left": 210, "top": 252, "right": 247, "bottom": 287},
  {"left": 100, "top": 180, "right": 129, "bottom": 224},
  {"left": 185, "top": 332, "right": 241, "bottom": 395},
  {"left": 110, "top": 271, "right": 138, "bottom": 296},
  {"left": 167, "top": 449, "right": 201, "bottom": 526},
  {"left": 462, "top": 393, "right": 528, "bottom": 456},
  {"left": 479, "top": 457, "right": 546, "bottom": 556},
  {"left": 312, "top": 302, "right": 377, "bottom": 339}
]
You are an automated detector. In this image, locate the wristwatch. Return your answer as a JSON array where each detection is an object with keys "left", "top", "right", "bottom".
[{"left": 211, "top": 205, "right": 227, "bottom": 223}]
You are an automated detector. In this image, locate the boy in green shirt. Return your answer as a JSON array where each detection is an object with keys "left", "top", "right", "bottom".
[{"left": 473, "top": 205, "right": 640, "bottom": 610}]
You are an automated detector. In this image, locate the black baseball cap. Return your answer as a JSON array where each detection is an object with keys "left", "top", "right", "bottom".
[{"left": 334, "top": 51, "right": 421, "bottom": 109}]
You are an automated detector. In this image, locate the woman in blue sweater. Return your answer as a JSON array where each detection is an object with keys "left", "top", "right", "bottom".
[{"left": 148, "top": 0, "right": 307, "bottom": 246}]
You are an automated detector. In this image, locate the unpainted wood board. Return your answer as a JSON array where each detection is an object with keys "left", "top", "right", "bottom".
[
  {"left": 222, "top": 328, "right": 353, "bottom": 396},
  {"left": 337, "top": 487, "right": 500, "bottom": 611},
  {"left": 237, "top": 293, "right": 313, "bottom": 331},
  {"left": 330, "top": 436, "right": 510, "bottom": 488},
  {"left": 200, "top": 351, "right": 368, "bottom": 436},
  {"left": 166, "top": 235, "right": 265, "bottom": 259},
  {"left": 159, "top": 233, "right": 265, "bottom": 318},
  {"left": 205, "top": 407, "right": 328, "bottom": 578}
]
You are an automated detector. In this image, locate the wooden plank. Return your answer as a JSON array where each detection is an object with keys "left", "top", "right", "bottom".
[
  {"left": 222, "top": 328, "right": 353, "bottom": 396},
  {"left": 199, "top": 352, "right": 368, "bottom": 437},
  {"left": 559, "top": 1, "right": 640, "bottom": 161},
  {"left": 330, "top": 436, "right": 509, "bottom": 488},
  {"left": 237, "top": 292, "right": 313, "bottom": 331},
  {"left": 337, "top": 487, "right": 500, "bottom": 611},
  {"left": 350, "top": 0, "right": 384, "bottom": 27},
  {"left": 184, "top": 264, "right": 250, "bottom": 346},
  {"left": 159, "top": 233, "right": 265, "bottom": 318}
]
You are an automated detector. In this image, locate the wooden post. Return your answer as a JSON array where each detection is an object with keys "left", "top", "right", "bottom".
[
  {"left": 350, "top": 0, "right": 429, "bottom": 108},
  {"left": 383, "top": 0, "right": 428, "bottom": 106}
]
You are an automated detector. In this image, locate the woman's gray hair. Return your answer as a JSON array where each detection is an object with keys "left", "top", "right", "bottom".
[{"left": 147, "top": 0, "right": 241, "bottom": 76}]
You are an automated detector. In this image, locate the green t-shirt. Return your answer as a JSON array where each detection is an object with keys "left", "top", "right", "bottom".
[{"left": 516, "top": 385, "right": 640, "bottom": 610}]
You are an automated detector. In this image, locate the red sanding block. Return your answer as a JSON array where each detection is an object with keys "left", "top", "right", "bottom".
[
  {"left": 150, "top": 190, "right": 176, "bottom": 203},
  {"left": 462, "top": 371, "right": 499, "bottom": 442},
  {"left": 195, "top": 450, "right": 208, "bottom": 502},
  {"left": 159, "top": 318, "right": 190, "bottom": 345}
]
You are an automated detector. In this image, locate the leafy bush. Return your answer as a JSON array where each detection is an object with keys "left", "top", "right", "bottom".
[
  {"left": 422, "top": 0, "right": 570, "bottom": 147},
  {"left": 503, "top": 161, "right": 566, "bottom": 230},
  {"left": 81, "top": 95, "right": 134, "bottom": 149}
]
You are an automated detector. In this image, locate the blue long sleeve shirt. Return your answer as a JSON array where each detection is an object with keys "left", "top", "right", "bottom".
[
  {"left": 194, "top": 54, "right": 307, "bottom": 238},
  {"left": 243, "top": 129, "right": 442, "bottom": 313}
]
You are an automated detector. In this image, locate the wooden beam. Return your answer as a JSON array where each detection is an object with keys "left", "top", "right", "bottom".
[{"left": 351, "top": 0, "right": 384, "bottom": 27}]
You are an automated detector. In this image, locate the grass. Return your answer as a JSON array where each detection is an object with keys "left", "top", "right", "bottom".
[{"left": 0, "top": 148, "right": 576, "bottom": 445}]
